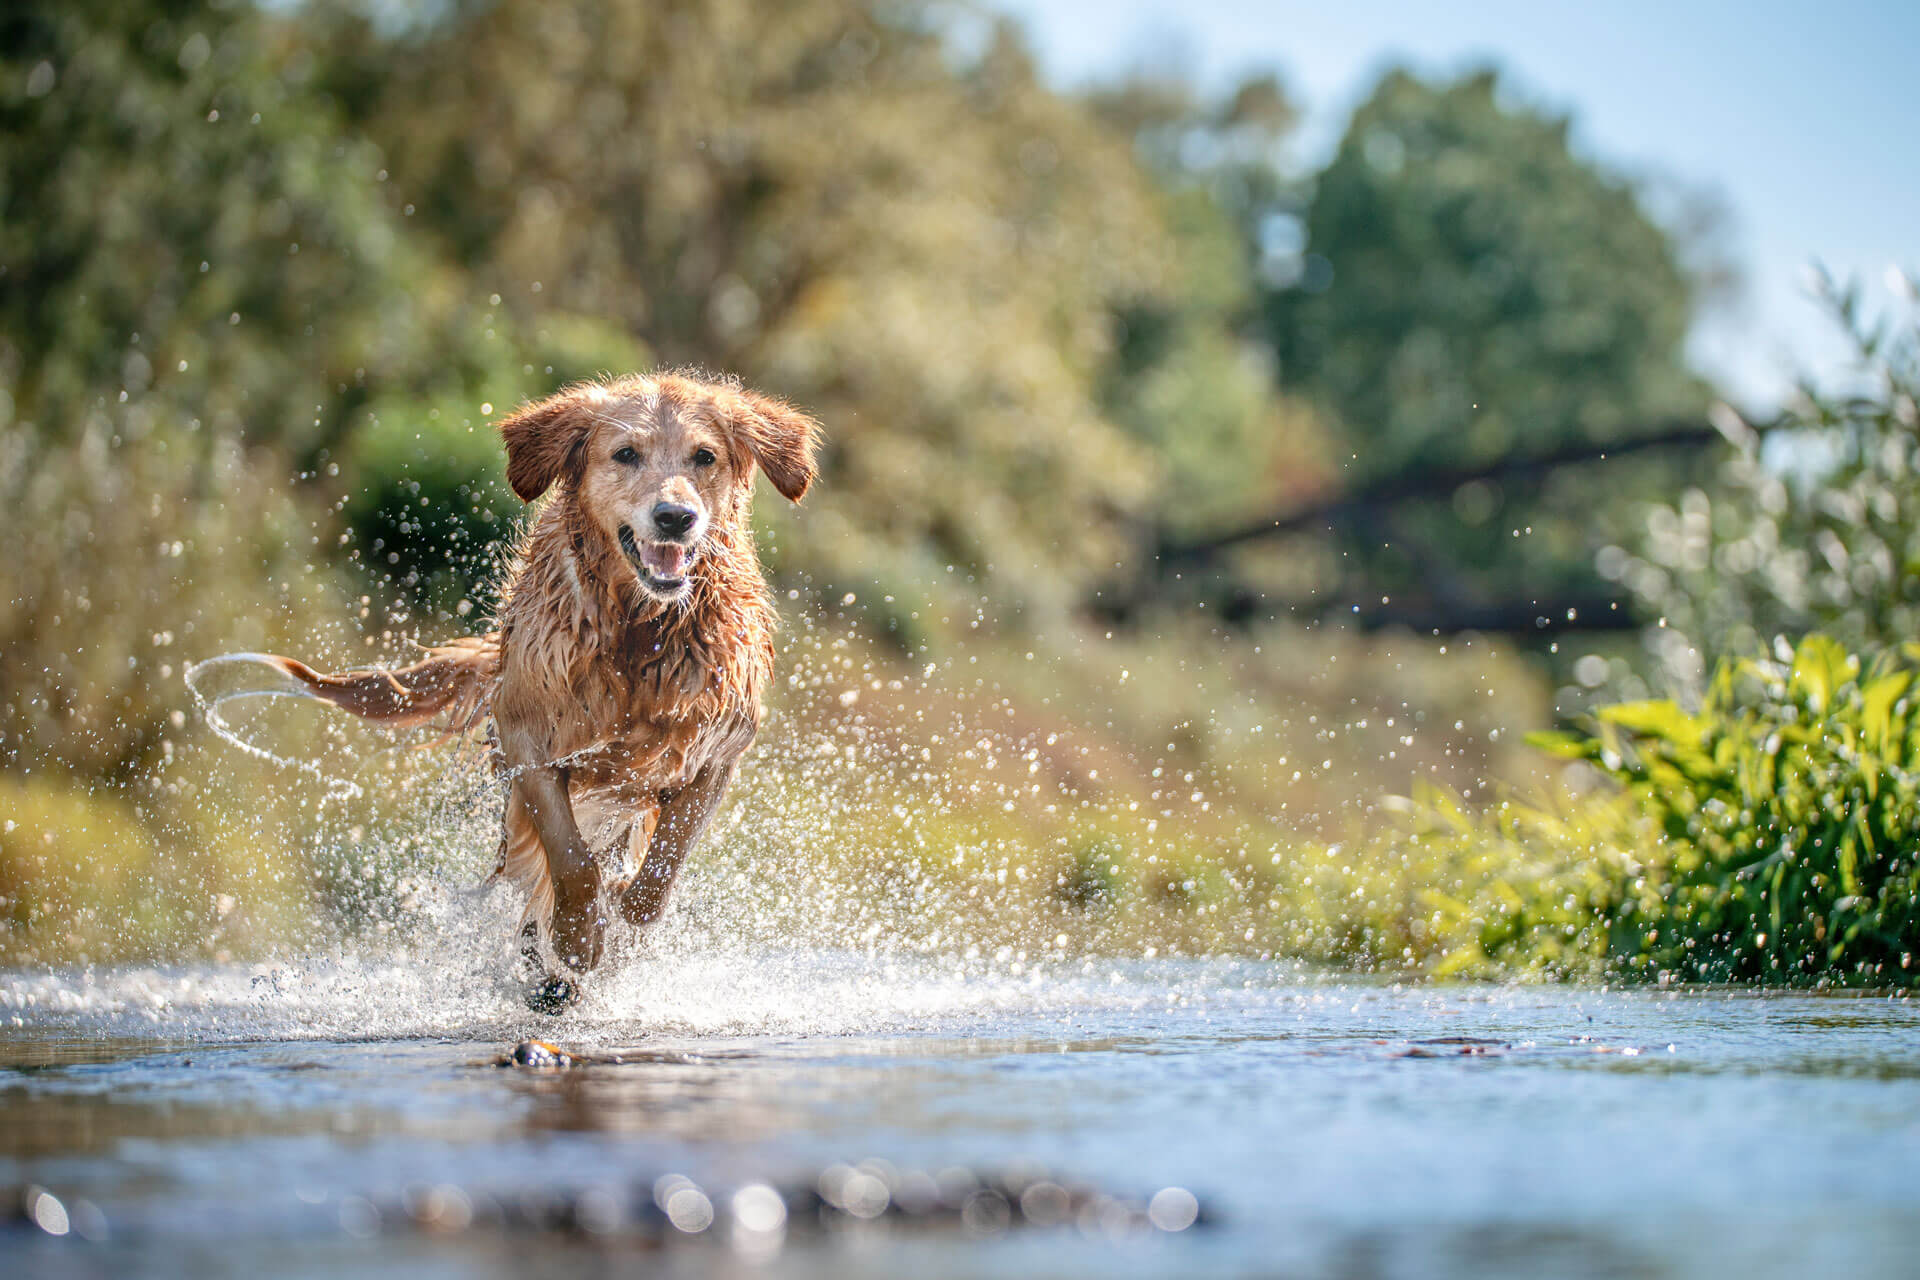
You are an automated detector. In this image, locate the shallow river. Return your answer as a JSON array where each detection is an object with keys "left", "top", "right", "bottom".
[{"left": 4, "top": 950, "right": 1917, "bottom": 1278}]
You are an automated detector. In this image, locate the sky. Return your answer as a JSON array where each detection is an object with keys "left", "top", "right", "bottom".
[{"left": 992, "top": 0, "right": 1920, "bottom": 414}]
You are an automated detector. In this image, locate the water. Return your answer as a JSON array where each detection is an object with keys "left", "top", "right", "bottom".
[{"left": 5, "top": 952, "right": 1917, "bottom": 1279}]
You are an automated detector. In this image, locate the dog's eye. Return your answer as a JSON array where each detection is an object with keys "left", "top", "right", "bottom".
[
  {"left": 612, "top": 446, "right": 639, "bottom": 466},
  {"left": 692, "top": 447, "right": 716, "bottom": 467}
]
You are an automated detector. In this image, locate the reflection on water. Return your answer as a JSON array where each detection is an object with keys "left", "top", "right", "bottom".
[{"left": 4, "top": 952, "right": 1919, "bottom": 1279}]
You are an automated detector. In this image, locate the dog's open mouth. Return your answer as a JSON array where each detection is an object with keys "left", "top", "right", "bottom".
[{"left": 618, "top": 524, "right": 696, "bottom": 594}]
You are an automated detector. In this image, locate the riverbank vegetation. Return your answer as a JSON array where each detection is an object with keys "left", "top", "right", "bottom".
[{"left": 3, "top": 0, "right": 1915, "bottom": 985}]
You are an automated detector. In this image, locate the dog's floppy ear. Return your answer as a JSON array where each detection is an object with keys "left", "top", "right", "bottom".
[
  {"left": 730, "top": 389, "right": 822, "bottom": 503},
  {"left": 499, "top": 388, "right": 592, "bottom": 502}
]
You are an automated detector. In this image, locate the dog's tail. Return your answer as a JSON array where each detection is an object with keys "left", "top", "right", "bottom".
[{"left": 190, "top": 635, "right": 501, "bottom": 736}]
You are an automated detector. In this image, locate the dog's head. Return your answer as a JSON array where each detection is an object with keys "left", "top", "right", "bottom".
[{"left": 498, "top": 373, "right": 820, "bottom": 603}]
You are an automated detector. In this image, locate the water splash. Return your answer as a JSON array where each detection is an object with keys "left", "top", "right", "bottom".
[
  {"left": 140, "top": 604, "right": 1512, "bottom": 1037},
  {"left": 0, "top": 910, "right": 1318, "bottom": 1045}
]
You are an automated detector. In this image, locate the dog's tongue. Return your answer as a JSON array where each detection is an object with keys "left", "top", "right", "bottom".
[{"left": 641, "top": 542, "right": 690, "bottom": 579}]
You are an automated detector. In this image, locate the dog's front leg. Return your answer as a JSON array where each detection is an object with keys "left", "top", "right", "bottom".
[
  {"left": 619, "top": 761, "right": 738, "bottom": 927},
  {"left": 504, "top": 752, "right": 606, "bottom": 975}
]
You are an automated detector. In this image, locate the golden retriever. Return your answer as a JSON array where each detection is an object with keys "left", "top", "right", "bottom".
[{"left": 255, "top": 372, "right": 820, "bottom": 1009}]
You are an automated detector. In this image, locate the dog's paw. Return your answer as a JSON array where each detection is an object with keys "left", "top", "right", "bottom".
[{"left": 524, "top": 974, "right": 579, "bottom": 1016}]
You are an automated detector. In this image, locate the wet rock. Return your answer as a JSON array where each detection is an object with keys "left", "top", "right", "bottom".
[
  {"left": 503, "top": 1040, "right": 573, "bottom": 1069},
  {"left": 496, "top": 1041, "right": 652, "bottom": 1068},
  {"left": 1398, "top": 1035, "right": 1510, "bottom": 1058}
]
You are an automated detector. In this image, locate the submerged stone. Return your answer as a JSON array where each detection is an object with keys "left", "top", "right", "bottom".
[{"left": 504, "top": 1039, "right": 573, "bottom": 1068}]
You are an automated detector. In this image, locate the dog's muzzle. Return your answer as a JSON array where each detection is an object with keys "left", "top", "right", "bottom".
[{"left": 618, "top": 524, "right": 698, "bottom": 595}]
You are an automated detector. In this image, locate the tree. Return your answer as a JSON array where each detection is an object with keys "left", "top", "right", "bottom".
[
  {"left": 0, "top": 0, "right": 431, "bottom": 780},
  {"left": 1264, "top": 68, "right": 1705, "bottom": 472},
  {"left": 0, "top": 0, "right": 429, "bottom": 455},
  {"left": 1247, "top": 68, "right": 1714, "bottom": 614},
  {"left": 1089, "top": 71, "right": 1337, "bottom": 537}
]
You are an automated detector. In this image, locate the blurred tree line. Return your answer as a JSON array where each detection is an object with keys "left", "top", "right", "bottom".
[
  {"left": 3, "top": 1, "right": 1731, "bottom": 651},
  {"left": 1091, "top": 65, "right": 1724, "bottom": 629}
]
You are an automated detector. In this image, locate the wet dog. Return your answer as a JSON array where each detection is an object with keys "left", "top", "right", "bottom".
[{"left": 251, "top": 372, "right": 819, "bottom": 1008}]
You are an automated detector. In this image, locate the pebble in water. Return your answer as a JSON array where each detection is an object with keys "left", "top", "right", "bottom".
[
  {"left": 504, "top": 1039, "right": 573, "bottom": 1068},
  {"left": 26, "top": 1187, "right": 68, "bottom": 1236},
  {"left": 10, "top": 1186, "right": 109, "bottom": 1241}
]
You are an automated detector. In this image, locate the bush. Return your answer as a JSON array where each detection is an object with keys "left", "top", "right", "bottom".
[{"left": 1534, "top": 633, "right": 1920, "bottom": 984}]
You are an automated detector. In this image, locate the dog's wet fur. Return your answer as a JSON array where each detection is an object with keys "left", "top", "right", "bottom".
[{"left": 255, "top": 373, "right": 820, "bottom": 1009}]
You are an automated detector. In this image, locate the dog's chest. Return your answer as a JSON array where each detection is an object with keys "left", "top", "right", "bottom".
[
  {"left": 577, "top": 704, "right": 757, "bottom": 797},
  {"left": 497, "top": 562, "right": 774, "bottom": 793},
  {"left": 560, "top": 644, "right": 759, "bottom": 792}
]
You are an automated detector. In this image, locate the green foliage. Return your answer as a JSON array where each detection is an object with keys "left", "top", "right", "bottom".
[
  {"left": 1298, "top": 783, "right": 1652, "bottom": 981},
  {"left": 342, "top": 396, "right": 518, "bottom": 617},
  {"left": 1253, "top": 68, "right": 1711, "bottom": 605},
  {"left": 0, "top": 0, "right": 430, "bottom": 454},
  {"left": 1089, "top": 73, "right": 1334, "bottom": 534},
  {"left": 1533, "top": 634, "right": 1920, "bottom": 984},
  {"left": 1303, "top": 630, "right": 1920, "bottom": 989},
  {"left": 1607, "top": 285, "right": 1920, "bottom": 682},
  {"left": 1265, "top": 69, "right": 1704, "bottom": 473}
]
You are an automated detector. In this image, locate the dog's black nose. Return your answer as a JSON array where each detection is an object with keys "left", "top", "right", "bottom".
[{"left": 652, "top": 503, "right": 697, "bottom": 539}]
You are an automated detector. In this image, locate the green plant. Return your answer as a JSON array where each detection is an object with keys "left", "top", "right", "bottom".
[{"left": 1534, "top": 633, "right": 1920, "bottom": 984}]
